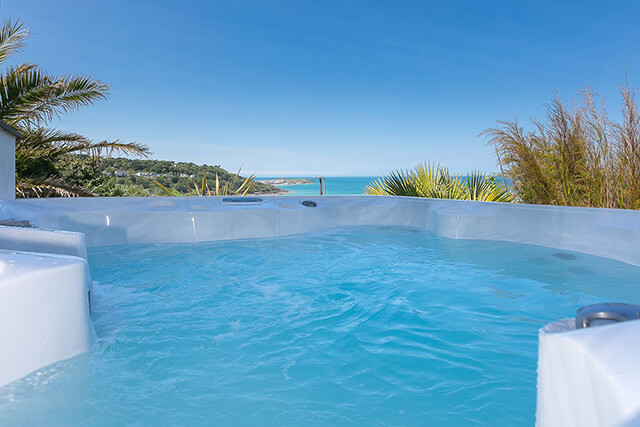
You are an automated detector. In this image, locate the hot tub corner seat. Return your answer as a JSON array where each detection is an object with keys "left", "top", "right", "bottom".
[{"left": 0, "top": 250, "right": 96, "bottom": 388}]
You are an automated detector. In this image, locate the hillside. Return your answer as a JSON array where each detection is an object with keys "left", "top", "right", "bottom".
[
  {"left": 99, "top": 158, "right": 284, "bottom": 196},
  {"left": 52, "top": 155, "right": 284, "bottom": 197}
]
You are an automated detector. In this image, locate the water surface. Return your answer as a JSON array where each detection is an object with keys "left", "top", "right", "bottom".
[
  {"left": 1, "top": 226, "right": 639, "bottom": 425},
  {"left": 259, "top": 176, "right": 379, "bottom": 196}
]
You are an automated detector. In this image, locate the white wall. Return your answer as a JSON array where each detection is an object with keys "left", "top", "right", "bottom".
[{"left": 0, "top": 127, "right": 16, "bottom": 200}]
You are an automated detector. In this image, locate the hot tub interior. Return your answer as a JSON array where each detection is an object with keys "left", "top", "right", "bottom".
[{"left": 1, "top": 225, "right": 639, "bottom": 425}]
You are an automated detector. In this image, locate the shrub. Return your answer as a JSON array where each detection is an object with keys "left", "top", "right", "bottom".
[
  {"left": 365, "top": 162, "right": 513, "bottom": 202},
  {"left": 482, "top": 84, "right": 640, "bottom": 209}
]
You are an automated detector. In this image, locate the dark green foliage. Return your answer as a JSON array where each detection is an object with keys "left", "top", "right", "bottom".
[{"left": 54, "top": 156, "right": 281, "bottom": 197}]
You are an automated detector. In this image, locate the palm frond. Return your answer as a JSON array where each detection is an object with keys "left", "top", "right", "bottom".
[
  {"left": 365, "top": 169, "right": 421, "bottom": 197},
  {"left": 0, "top": 66, "right": 110, "bottom": 126},
  {"left": 16, "top": 127, "right": 89, "bottom": 158},
  {"left": 464, "top": 171, "right": 514, "bottom": 202},
  {"left": 16, "top": 176, "right": 97, "bottom": 198},
  {"left": 78, "top": 140, "right": 151, "bottom": 158},
  {"left": 0, "top": 64, "right": 48, "bottom": 123},
  {"left": 414, "top": 162, "right": 448, "bottom": 198},
  {"left": 0, "top": 20, "right": 29, "bottom": 66},
  {"left": 16, "top": 127, "right": 150, "bottom": 160}
]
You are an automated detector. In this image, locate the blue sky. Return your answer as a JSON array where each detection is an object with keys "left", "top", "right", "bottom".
[{"left": 4, "top": 1, "right": 640, "bottom": 176}]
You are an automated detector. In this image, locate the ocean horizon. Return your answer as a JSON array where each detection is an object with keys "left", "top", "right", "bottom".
[{"left": 257, "top": 176, "right": 380, "bottom": 196}]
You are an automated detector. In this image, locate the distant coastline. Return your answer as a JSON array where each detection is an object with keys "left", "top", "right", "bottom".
[
  {"left": 257, "top": 178, "right": 314, "bottom": 186},
  {"left": 257, "top": 176, "right": 379, "bottom": 196}
]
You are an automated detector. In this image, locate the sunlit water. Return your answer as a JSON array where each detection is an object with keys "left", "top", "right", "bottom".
[
  {"left": 260, "top": 176, "right": 380, "bottom": 196},
  {"left": 1, "top": 226, "right": 639, "bottom": 425}
]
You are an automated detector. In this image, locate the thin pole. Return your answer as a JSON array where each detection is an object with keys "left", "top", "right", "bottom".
[{"left": 314, "top": 176, "right": 325, "bottom": 195}]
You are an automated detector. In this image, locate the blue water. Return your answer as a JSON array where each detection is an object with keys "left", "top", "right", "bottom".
[
  {"left": 1, "top": 226, "right": 640, "bottom": 425},
  {"left": 260, "top": 176, "right": 380, "bottom": 196}
]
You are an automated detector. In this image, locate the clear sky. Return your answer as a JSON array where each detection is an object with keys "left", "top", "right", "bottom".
[{"left": 3, "top": 1, "right": 640, "bottom": 176}]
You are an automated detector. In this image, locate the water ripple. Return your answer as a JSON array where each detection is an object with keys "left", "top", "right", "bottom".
[{"left": 1, "top": 226, "right": 639, "bottom": 426}]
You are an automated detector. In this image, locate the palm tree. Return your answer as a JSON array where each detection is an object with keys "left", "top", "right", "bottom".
[
  {"left": 365, "top": 162, "right": 514, "bottom": 202},
  {"left": 0, "top": 20, "right": 150, "bottom": 197}
]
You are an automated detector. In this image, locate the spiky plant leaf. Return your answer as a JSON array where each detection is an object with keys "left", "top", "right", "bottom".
[
  {"left": 365, "top": 162, "right": 513, "bottom": 202},
  {"left": 154, "top": 181, "right": 180, "bottom": 197}
]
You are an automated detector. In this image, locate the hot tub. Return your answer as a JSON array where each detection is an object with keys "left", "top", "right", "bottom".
[{"left": 0, "top": 196, "right": 638, "bottom": 425}]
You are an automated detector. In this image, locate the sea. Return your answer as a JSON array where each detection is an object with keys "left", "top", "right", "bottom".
[{"left": 258, "top": 176, "right": 381, "bottom": 196}]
